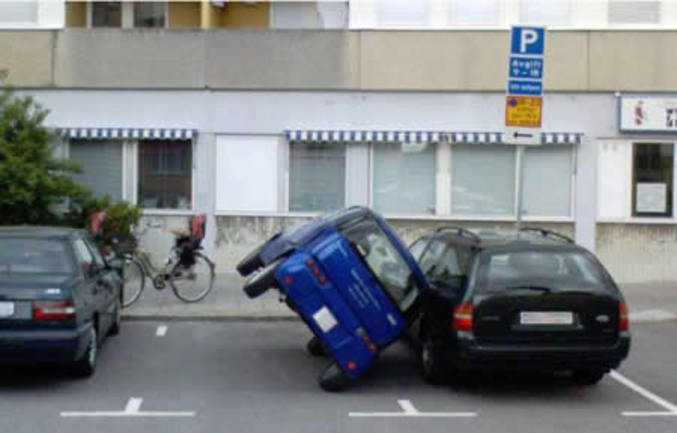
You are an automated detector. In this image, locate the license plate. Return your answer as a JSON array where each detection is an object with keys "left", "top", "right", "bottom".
[
  {"left": 520, "top": 311, "right": 573, "bottom": 325},
  {"left": 0, "top": 302, "right": 15, "bottom": 318}
]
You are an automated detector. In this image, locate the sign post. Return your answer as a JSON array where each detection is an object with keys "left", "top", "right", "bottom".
[{"left": 505, "top": 26, "right": 546, "bottom": 226}]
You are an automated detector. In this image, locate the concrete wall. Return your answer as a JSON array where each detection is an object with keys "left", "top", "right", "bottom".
[
  {"left": 596, "top": 223, "right": 677, "bottom": 284},
  {"left": 3, "top": 29, "right": 677, "bottom": 90}
]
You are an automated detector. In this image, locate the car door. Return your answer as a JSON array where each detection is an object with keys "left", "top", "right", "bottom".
[{"left": 72, "top": 237, "right": 107, "bottom": 335}]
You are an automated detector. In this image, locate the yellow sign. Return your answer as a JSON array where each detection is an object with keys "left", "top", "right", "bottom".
[{"left": 505, "top": 96, "right": 542, "bottom": 128}]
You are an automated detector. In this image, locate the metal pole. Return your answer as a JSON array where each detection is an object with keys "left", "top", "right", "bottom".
[{"left": 515, "top": 145, "right": 525, "bottom": 229}]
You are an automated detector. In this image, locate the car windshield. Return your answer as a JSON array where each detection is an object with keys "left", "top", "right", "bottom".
[
  {"left": 476, "top": 249, "right": 607, "bottom": 292},
  {"left": 0, "top": 238, "right": 74, "bottom": 275},
  {"left": 341, "top": 219, "right": 421, "bottom": 311}
]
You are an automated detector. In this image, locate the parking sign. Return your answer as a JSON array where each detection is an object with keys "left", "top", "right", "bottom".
[{"left": 505, "top": 26, "right": 546, "bottom": 145}]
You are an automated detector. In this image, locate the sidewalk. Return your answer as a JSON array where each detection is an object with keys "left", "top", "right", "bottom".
[{"left": 122, "top": 274, "right": 677, "bottom": 323}]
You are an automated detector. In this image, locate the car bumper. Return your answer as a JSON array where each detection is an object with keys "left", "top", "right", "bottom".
[
  {"left": 448, "top": 333, "right": 631, "bottom": 371},
  {"left": 0, "top": 324, "right": 92, "bottom": 364}
]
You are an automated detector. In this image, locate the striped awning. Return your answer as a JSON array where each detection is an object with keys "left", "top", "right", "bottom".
[
  {"left": 61, "top": 127, "right": 197, "bottom": 141},
  {"left": 285, "top": 130, "right": 582, "bottom": 145}
]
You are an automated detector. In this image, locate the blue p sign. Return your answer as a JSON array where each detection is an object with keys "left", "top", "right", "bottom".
[{"left": 511, "top": 27, "right": 545, "bottom": 56}]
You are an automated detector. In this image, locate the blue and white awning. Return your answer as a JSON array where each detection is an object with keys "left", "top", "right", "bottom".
[
  {"left": 285, "top": 130, "right": 582, "bottom": 145},
  {"left": 61, "top": 128, "right": 197, "bottom": 141}
]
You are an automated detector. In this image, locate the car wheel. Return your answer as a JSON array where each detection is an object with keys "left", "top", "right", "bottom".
[
  {"left": 318, "top": 362, "right": 351, "bottom": 392},
  {"left": 572, "top": 369, "right": 605, "bottom": 385},
  {"left": 421, "top": 334, "right": 449, "bottom": 384},
  {"left": 306, "top": 336, "right": 328, "bottom": 357},
  {"left": 242, "top": 258, "right": 283, "bottom": 299},
  {"left": 108, "top": 298, "right": 121, "bottom": 336},
  {"left": 71, "top": 325, "right": 97, "bottom": 378},
  {"left": 236, "top": 245, "right": 264, "bottom": 277}
]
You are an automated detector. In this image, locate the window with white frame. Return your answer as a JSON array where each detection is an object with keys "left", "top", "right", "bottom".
[
  {"left": 519, "top": 0, "right": 572, "bottom": 26},
  {"left": 522, "top": 145, "right": 573, "bottom": 217},
  {"left": 632, "top": 142, "right": 673, "bottom": 217},
  {"left": 449, "top": 0, "right": 500, "bottom": 25},
  {"left": 69, "top": 140, "right": 124, "bottom": 202},
  {"left": 451, "top": 144, "right": 516, "bottom": 216},
  {"left": 608, "top": 0, "right": 660, "bottom": 24},
  {"left": 138, "top": 140, "right": 192, "bottom": 210},
  {"left": 372, "top": 142, "right": 436, "bottom": 215},
  {"left": 377, "top": 0, "right": 430, "bottom": 27},
  {"left": 134, "top": 1, "right": 166, "bottom": 28},
  {"left": 289, "top": 142, "right": 345, "bottom": 212},
  {"left": 92, "top": 1, "right": 121, "bottom": 27}
]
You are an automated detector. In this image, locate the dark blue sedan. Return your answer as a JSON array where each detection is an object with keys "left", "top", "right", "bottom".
[{"left": 0, "top": 227, "right": 122, "bottom": 377}]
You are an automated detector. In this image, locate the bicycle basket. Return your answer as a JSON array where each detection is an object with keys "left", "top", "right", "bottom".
[{"left": 111, "top": 235, "right": 138, "bottom": 255}]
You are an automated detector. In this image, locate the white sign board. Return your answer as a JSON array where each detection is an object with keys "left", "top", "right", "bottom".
[
  {"left": 636, "top": 183, "right": 667, "bottom": 213},
  {"left": 620, "top": 96, "right": 677, "bottom": 132}
]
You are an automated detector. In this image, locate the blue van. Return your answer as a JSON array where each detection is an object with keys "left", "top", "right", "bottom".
[{"left": 237, "top": 207, "right": 429, "bottom": 391}]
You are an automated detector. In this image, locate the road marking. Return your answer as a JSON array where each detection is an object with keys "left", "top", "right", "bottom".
[
  {"left": 610, "top": 370, "right": 677, "bottom": 417},
  {"left": 349, "top": 399, "right": 477, "bottom": 418},
  {"left": 156, "top": 325, "right": 168, "bottom": 337},
  {"left": 60, "top": 397, "right": 195, "bottom": 418}
]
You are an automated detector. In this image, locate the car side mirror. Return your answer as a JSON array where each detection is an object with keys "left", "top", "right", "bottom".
[{"left": 82, "top": 262, "right": 98, "bottom": 279}]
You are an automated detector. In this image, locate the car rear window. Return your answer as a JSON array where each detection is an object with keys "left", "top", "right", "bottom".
[
  {"left": 476, "top": 249, "right": 607, "bottom": 292},
  {"left": 0, "top": 238, "right": 74, "bottom": 275}
]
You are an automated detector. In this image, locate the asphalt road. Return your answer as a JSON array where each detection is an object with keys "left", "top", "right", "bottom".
[{"left": 0, "top": 320, "right": 676, "bottom": 433}]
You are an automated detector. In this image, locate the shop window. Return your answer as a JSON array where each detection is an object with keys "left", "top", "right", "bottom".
[
  {"left": 70, "top": 140, "right": 123, "bottom": 202},
  {"left": 289, "top": 142, "right": 345, "bottom": 212},
  {"left": 134, "top": 1, "right": 166, "bottom": 28},
  {"left": 519, "top": 0, "right": 571, "bottom": 26},
  {"left": 452, "top": 144, "right": 516, "bottom": 216},
  {"left": 138, "top": 140, "right": 192, "bottom": 210},
  {"left": 372, "top": 142, "right": 436, "bottom": 215},
  {"left": 608, "top": 1, "right": 660, "bottom": 24},
  {"left": 449, "top": 0, "right": 500, "bottom": 25},
  {"left": 92, "top": 1, "right": 121, "bottom": 27},
  {"left": 523, "top": 145, "right": 573, "bottom": 217},
  {"left": 632, "top": 143, "right": 673, "bottom": 217}
]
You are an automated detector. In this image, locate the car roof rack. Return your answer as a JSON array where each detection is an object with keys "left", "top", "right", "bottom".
[
  {"left": 519, "top": 227, "right": 574, "bottom": 244},
  {"left": 435, "top": 226, "right": 481, "bottom": 243}
]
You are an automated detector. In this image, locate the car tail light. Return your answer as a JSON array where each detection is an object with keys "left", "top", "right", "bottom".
[
  {"left": 347, "top": 361, "right": 357, "bottom": 371},
  {"left": 452, "top": 302, "right": 474, "bottom": 332},
  {"left": 306, "top": 258, "right": 329, "bottom": 286},
  {"left": 619, "top": 302, "right": 629, "bottom": 332},
  {"left": 34, "top": 300, "right": 76, "bottom": 321}
]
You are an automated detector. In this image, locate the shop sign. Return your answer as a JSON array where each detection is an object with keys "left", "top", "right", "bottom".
[{"left": 620, "top": 96, "right": 677, "bottom": 132}]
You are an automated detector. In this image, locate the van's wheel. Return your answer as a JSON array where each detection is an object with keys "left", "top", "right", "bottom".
[
  {"left": 242, "top": 258, "right": 283, "bottom": 298},
  {"left": 572, "top": 369, "right": 605, "bottom": 385},
  {"left": 307, "top": 336, "right": 328, "bottom": 357},
  {"left": 318, "top": 362, "right": 351, "bottom": 392},
  {"left": 71, "top": 325, "right": 97, "bottom": 378},
  {"left": 236, "top": 246, "right": 264, "bottom": 277},
  {"left": 421, "top": 334, "right": 449, "bottom": 384}
]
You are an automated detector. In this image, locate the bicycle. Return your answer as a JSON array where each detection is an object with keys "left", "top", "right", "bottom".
[{"left": 116, "top": 216, "right": 215, "bottom": 307}]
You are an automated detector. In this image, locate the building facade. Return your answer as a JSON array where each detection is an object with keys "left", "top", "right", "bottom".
[{"left": 3, "top": 0, "right": 677, "bottom": 285}]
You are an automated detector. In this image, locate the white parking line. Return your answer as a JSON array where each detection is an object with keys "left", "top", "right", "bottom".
[
  {"left": 610, "top": 370, "right": 677, "bottom": 417},
  {"left": 349, "top": 399, "right": 477, "bottom": 418},
  {"left": 60, "top": 397, "right": 195, "bottom": 418},
  {"left": 156, "top": 325, "right": 168, "bottom": 337}
]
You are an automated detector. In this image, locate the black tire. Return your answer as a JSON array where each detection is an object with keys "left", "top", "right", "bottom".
[
  {"left": 572, "top": 369, "right": 605, "bottom": 385},
  {"left": 170, "top": 253, "right": 215, "bottom": 303},
  {"left": 122, "top": 256, "right": 145, "bottom": 308},
  {"left": 71, "top": 324, "right": 97, "bottom": 378},
  {"left": 236, "top": 245, "right": 264, "bottom": 277},
  {"left": 421, "top": 334, "right": 449, "bottom": 384},
  {"left": 108, "top": 297, "right": 121, "bottom": 336},
  {"left": 307, "top": 336, "right": 329, "bottom": 357},
  {"left": 243, "top": 258, "right": 283, "bottom": 299},
  {"left": 318, "top": 362, "right": 351, "bottom": 392}
]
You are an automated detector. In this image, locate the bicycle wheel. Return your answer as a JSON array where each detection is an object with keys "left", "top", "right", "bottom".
[
  {"left": 170, "top": 253, "right": 215, "bottom": 303},
  {"left": 121, "top": 256, "right": 145, "bottom": 308}
]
